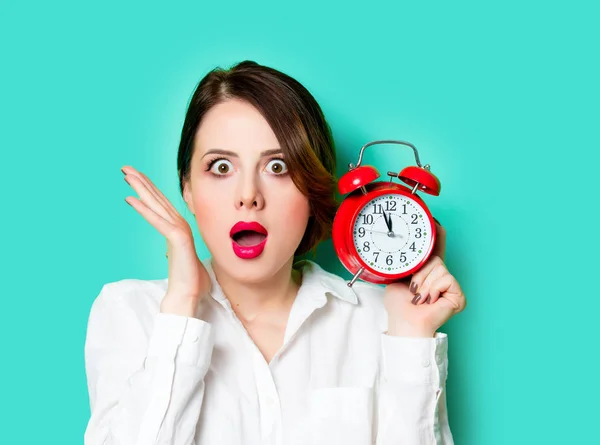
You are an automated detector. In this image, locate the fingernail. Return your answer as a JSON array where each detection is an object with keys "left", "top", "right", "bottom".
[
  {"left": 425, "top": 295, "right": 431, "bottom": 304},
  {"left": 121, "top": 168, "right": 125, "bottom": 174},
  {"left": 125, "top": 198, "right": 131, "bottom": 206},
  {"left": 411, "top": 293, "right": 421, "bottom": 305},
  {"left": 124, "top": 176, "right": 129, "bottom": 184},
  {"left": 409, "top": 282, "right": 418, "bottom": 294}
]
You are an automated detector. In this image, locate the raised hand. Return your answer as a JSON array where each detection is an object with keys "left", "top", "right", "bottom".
[
  {"left": 122, "top": 165, "right": 211, "bottom": 317},
  {"left": 383, "top": 255, "right": 466, "bottom": 337},
  {"left": 383, "top": 218, "right": 465, "bottom": 337}
]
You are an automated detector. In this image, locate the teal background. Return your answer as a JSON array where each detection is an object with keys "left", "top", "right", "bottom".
[{"left": 1, "top": 0, "right": 598, "bottom": 443}]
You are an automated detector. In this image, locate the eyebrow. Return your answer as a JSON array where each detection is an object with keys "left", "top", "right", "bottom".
[{"left": 201, "top": 148, "right": 283, "bottom": 159}]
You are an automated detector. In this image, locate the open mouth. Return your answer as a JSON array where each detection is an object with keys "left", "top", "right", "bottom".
[
  {"left": 231, "top": 230, "right": 267, "bottom": 247},
  {"left": 229, "top": 221, "right": 268, "bottom": 248}
]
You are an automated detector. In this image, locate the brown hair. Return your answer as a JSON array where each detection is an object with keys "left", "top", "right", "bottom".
[{"left": 177, "top": 60, "right": 338, "bottom": 256}]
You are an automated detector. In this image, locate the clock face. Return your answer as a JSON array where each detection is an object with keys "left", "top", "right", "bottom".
[{"left": 352, "top": 193, "right": 433, "bottom": 274}]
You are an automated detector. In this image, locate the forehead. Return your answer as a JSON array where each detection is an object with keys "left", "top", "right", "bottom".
[{"left": 194, "top": 99, "right": 280, "bottom": 156}]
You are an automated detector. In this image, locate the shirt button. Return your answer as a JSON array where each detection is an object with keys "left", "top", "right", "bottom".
[{"left": 421, "top": 357, "right": 431, "bottom": 367}]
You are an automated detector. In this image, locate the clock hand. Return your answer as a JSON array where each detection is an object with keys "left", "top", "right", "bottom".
[
  {"left": 382, "top": 209, "right": 391, "bottom": 231},
  {"left": 381, "top": 209, "right": 394, "bottom": 236},
  {"left": 365, "top": 228, "right": 403, "bottom": 238}
]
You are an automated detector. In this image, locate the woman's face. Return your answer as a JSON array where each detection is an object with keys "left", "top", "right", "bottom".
[{"left": 183, "top": 98, "right": 311, "bottom": 283}]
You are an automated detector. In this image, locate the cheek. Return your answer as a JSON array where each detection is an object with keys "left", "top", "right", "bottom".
[
  {"left": 191, "top": 182, "right": 232, "bottom": 231},
  {"left": 270, "top": 185, "right": 311, "bottom": 227}
]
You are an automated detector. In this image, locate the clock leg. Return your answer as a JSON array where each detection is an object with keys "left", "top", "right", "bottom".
[{"left": 347, "top": 267, "right": 365, "bottom": 287}]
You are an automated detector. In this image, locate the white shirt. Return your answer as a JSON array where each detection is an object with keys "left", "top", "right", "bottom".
[{"left": 84, "top": 259, "right": 453, "bottom": 445}]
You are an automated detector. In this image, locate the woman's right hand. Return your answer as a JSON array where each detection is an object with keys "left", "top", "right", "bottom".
[{"left": 121, "top": 166, "right": 211, "bottom": 317}]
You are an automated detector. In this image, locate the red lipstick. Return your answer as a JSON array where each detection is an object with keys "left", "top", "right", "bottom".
[{"left": 230, "top": 221, "right": 268, "bottom": 259}]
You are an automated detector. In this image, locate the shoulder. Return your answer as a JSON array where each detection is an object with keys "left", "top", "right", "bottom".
[
  {"left": 89, "top": 277, "right": 168, "bottom": 322},
  {"left": 308, "top": 261, "right": 388, "bottom": 329},
  {"left": 85, "top": 278, "right": 168, "bottom": 353},
  {"left": 351, "top": 279, "right": 386, "bottom": 299},
  {"left": 311, "top": 261, "right": 385, "bottom": 301}
]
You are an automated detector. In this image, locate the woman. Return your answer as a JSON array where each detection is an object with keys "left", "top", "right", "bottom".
[{"left": 84, "top": 60, "right": 466, "bottom": 445}]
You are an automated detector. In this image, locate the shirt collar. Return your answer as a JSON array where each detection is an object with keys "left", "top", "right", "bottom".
[
  {"left": 293, "top": 259, "right": 359, "bottom": 305},
  {"left": 200, "top": 258, "right": 359, "bottom": 306}
]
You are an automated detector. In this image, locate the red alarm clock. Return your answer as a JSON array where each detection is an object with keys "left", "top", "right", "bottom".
[{"left": 332, "top": 140, "right": 441, "bottom": 287}]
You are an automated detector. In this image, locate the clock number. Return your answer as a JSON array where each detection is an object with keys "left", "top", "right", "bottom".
[
  {"left": 363, "top": 241, "right": 370, "bottom": 252},
  {"left": 358, "top": 227, "right": 365, "bottom": 237},
  {"left": 411, "top": 214, "right": 418, "bottom": 224},
  {"left": 362, "top": 214, "right": 373, "bottom": 225},
  {"left": 373, "top": 252, "right": 379, "bottom": 262},
  {"left": 402, "top": 204, "right": 408, "bottom": 214},
  {"left": 415, "top": 228, "right": 422, "bottom": 238},
  {"left": 399, "top": 252, "right": 406, "bottom": 263},
  {"left": 386, "top": 200, "right": 397, "bottom": 211},
  {"left": 409, "top": 242, "right": 416, "bottom": 252},
  {"left": 386, "top": 255, "right": 393, "bottom": 265},
  {"left": 373, "top": 204, "right": 382, "bottom": 214}
]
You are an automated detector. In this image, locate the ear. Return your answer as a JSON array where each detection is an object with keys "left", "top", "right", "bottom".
[{"left": 183, "top": 181, "right": 196, "bottom": 216}]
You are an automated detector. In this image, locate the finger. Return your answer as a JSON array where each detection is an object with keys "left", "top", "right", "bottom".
[
  {"left": 129, "top": 168, "right": 176, "bottom": 210},
  {"left": 409, "top": 255, "right": 443, "bottom": 294},
  {"left": 426, "top": 273, "right": 454, "bottom": 305},
  {"left": 436, "top": 286, "right": 467, "bottom": 313},
  {"left": 122, "top": 166, "right": 174, "bottom": 212},
  {"left": 124, "top": 174, "right": 175, "bottom": 223},
  {"left": 122, "top": 166, "right": 181, "bottom": 217},
  {"left": 397, "top": 275, "right": 412, "bottom": 288},
  {"left": 416, "top": 263, "right": 448, "bottom": 305},
  {"left": 125, "top": 196, "right": 176, "bottom": 238}
]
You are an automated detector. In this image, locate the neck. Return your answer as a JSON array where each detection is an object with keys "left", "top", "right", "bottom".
[{"left": 211, "top": 256, "right": 302, "bottom": 322}]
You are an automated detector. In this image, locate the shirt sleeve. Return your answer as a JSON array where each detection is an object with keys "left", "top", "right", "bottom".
[
  {"left": 375, "top": 332, "right": 454, "bottom": 444},
  {"left": 84, "top": 283, "right": 214, "bottom": 445}
]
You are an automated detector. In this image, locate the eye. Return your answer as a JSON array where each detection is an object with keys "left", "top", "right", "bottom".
[
  {"left": 208, "top": 159, "right": 233, "bottom": 175},
  {"left": 265, "top": 158, "right": 288, "bottom": 175}
]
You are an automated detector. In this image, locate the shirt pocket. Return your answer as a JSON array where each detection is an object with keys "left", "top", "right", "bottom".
[{"left": 307, "top": 386, "right": 374, "bottom": 445}]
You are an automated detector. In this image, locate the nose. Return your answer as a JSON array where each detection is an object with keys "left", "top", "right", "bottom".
[{"left": 235, "top": 172, "right": 265, "bottom": 210}]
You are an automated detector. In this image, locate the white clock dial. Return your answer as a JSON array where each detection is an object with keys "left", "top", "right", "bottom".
[{"left": 352, "top": 194, "right": 434, "bottom": 274}]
